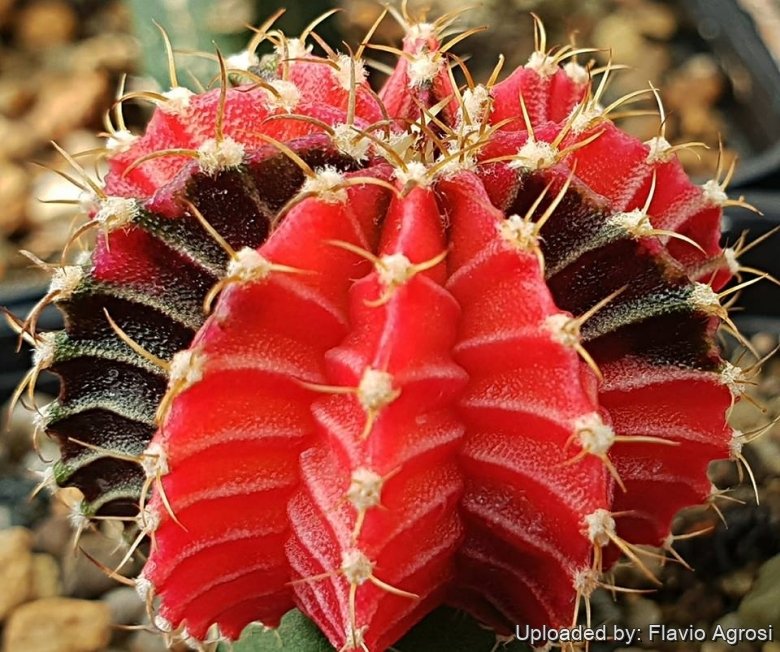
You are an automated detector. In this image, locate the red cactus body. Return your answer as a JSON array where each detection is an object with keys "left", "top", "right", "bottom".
[{"left": 22, "top": 11, "right": 756, "bottom": 652}]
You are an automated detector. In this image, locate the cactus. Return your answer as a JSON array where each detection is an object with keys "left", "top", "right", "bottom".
[{"left": 10, "top": 7, "right": 769, "bottom": 652}]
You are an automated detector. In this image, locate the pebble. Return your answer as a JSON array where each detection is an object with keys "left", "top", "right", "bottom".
[
  {"left": 739, "top": 553, "right": 780, "bottom": 628},
  {"left": 0, "top": 527, "right": 34, "bottom": 620},
  {"left": 3, "top": 597, "right": 110, "bottom": 652},
  {"left": 15, "top": 0, "right": 78, "bottom": 51},
  {"left": 31, "top": 553, "right": 61, "bottom": 599},
  {"left": 103, "top": 586, "right": 145, "bottom": 626},
  {"left": 0, "top": 161, "right": 27, "bottom": 235}
]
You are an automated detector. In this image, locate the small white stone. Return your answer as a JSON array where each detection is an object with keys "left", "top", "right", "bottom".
[
  {"left": 168, "top": 349, "right": 204, "bottom": 391},
  {"left": 701, "top": 179, "right": 728, "bottom": 206},
  {"left": 49, "top": 266, "right": 83, "bottom": 300},
  {"left": 357, "top": 368, "right": 398, "bottom": 412},
  {"left": 227, "top": 247, "right": 273, "bottom": 282},
  {"left": 300, "top": 166, "right": 348, "bottom": 203},
  {"left": 347, "top": 468, "right": 384, "bottom": 511},
  {"left": 341, "top": 549, "right": 374, "bottom": 585},
  {"left": 563, "top": 61, "right": 589, "bottom": 85},
  {"left": 94, "top": 196, "right": 140, "bottom": 230},
  {"left": 394, "top": 161, "right": 429, "bottom": 188},
  {"left": 408, "top": 51, "right": 441, "bottom": 87},
  {"left": 334, "top": 54, "right": 367, "bottom": 91},
  {"left": 264, "top": 79, "right": 300, "bottom": 113},
  {"left": 377, "top": 253, "right": 414, "bottom": 287},
  {"left": 584, "top": 508, "right": 615, "bottom": 547},
  {"left": 645, "top": 136, "right": 673, "bottom": 163},
  {"left": 226, "top": 49, "right": 260, "bottom": 71},
  {"left": 573, "top": 413, "right": 616, "bottom": 456},
  {"left": 508, "top": 139, "right": 558, "bottom": 171},
  {"left": 197, "top": 137, "right": 245, "bottom": 175},
  {"left": 525, "top": 51, "right": 559, "bottom": 77},
  {"left": 105, "top": 129, "right": 137, "bottom": 153},
  {"left": 332, "top": 124, "right": 371, "bottom": 161},
  {"left": 160, "top": 87, "right": 194, "bottom": 115}
]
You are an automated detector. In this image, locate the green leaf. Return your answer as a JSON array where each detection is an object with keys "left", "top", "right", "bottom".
[{"left": 222, "top": 608, "right": 530, "bottom": 652}]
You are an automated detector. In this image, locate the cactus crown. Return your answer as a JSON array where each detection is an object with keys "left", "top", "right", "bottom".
[{"left": 9, "top": 6, "right": 769, "bottom": 651}]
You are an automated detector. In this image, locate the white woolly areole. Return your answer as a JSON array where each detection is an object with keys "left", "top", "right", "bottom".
[
  {"left": 300, "top": 166, "right": 347, "bottom": 203},
  {"left": 459, "top": 85, "right": 491, "bottom": 126},
  {"left": 32, "top": 402, "right": 53, "bottom": 431},
  {"left": 35, "top": 466, "right": 57, "bottom": 495},
  {"left": 154, "top": 615, "right": 174, "bottom": 633},
  {"left": 394, "top": 161, "right": 430, "bottom": 188},
  {"left": 169, "top": 349, "right": 204, "bottom": 390},
  {"left": 332, "top": 123, "right": 370, "bottom": 161},
  {"left": 701, "top": 179, "right": 728, "bottom": 206},
  {"left": 570, "top": 103, "right": 604, "bottom": 134},
  {"left": 729, "top": 429, "right": 744, "bottom": 459},
  {"left": 723, "top": 247, "right": 740, "bottom": 275},
  {"left": 33, "top": 331, "right": 58, "bottom": 369},
  {"left": 408, "top": 51, "right": 441, "bottom": 88},
  {"left": 105, "top": 129, "right": 137, "bottom": 153},
  {"left": 197, "top": 137, "right": 245, "bottom": 175},
  {"left": 573, "top": 568, "right": 600, "bottom": 596},
  {"left": 407, "top": 22, "right": 435, "bottom": 40},
  {"left": 279, "top": 38, "right": 312, "bottom": 61},
  {"left": 357, "top": 368, "right": 397, "bottom": 412},
  {"left": 343, "top": 625, "right": 368, "bottom": 651},
  {"left": 585, "top": 508, "right": 616, "bottom": 547},
  {"left": 135, "top": 575, "right": 153, "bottom": 601},
  {"left": 525, "top": 51, "right": 559, "bottom": 77},
  {"left": 609, "top": 209, "right": 653, "bottom": 238},
  {"left": 160, "top": 87, "right": 194, "bottom": 115},
  {"left": 227, "top": 247, "right": 273, "bottom": 282},
  {"left": 544, "top": 313, "right": 578, "bottom": 347},
  {"left": 645, "top": 136, "right": 673, "bottom": 163},
  {"left": 141, "top": 442, "right": 169, "bottom": 478},
  {"left": 689, "top": 282, "right": 720, "bottom": 313},
  {"left": 95, "top": 196, "right": 140, "bottom": 230},
  {"left": 334, "top": 54, "right": 367, "bottom": 91},
  {"left": 68, "top": 501, "right": 90, "bottom": 530},
  {"left": 347, "top": 468, "right": 383, "bottom": 511},
  {"left": 341, "top": 549, "right": 374, "bottom": 585},
  {"left": 138, "top": 505, "right": 160, "bottom": 532},
  {"left": 563, "top": 61, "right": 589, "bottom": 85},
  {"left": 378, "top": 253, "right": 414, "bottom": 287},
  {"left": 499, "top": 214, "right": 538, "bottom": 250},
  {"left": 50, "top": 266, "right": 84, "bottom": 299},
  {"left": 720, "top": 361, "right": 746, "bottom": 394},
  {"left": 509, "top": 139, "right": 558, "bottom": 171},
  {"left": 226, "top": 49, "right": 260, "bottom": 71},
  {"left": 574, "top": 412, "right": 616, "bottom": 456},
  {"left": 264, "top": 79, "right": 300, "bottom": 113}
]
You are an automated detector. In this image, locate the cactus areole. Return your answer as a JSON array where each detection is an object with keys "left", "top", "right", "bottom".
[{"left": 19, "top": 9, "right": 760, "bottom": 652}]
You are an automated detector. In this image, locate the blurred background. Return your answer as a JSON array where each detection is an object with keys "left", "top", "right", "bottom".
[{"left": 0, "top": 1, "right": 779, "bottom": 651}]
